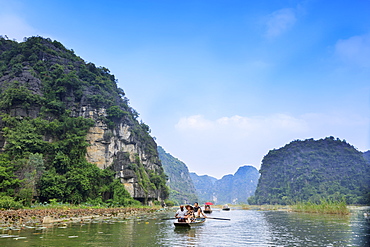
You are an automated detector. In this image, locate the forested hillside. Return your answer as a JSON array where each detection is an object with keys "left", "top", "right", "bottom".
[
  {"left": 190, "top": 173, "right": 217, "bottom": 203},
  {"left": 191, "top": 165, "right": 259, "bottom": 204},
  {"left": 0, "top": 36, "right": 168, "bottom": 207},
  {"left": 363, "top": 150, "right": 370, "bottom": 163},
  {"left": 157, "top": 146, "right": 198, "bottom": 204},
  {"left": 250, "top": 137, "right": 370, "bottom": 205}
]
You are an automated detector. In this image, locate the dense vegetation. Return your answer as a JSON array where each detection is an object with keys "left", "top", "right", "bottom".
[
  {"left": 292, "top": 199, "right": 349, "bottom": 215},
  {"left": 249, "top": 137, "right": 370, "bottom": 205},
  {"left": 157, "top": 146, "right": 198, "bottom": 205},
  {"left": 0, "top": 36, "right": 166, "bottom": 208}
]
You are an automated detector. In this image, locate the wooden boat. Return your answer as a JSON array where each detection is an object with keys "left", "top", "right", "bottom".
[
  {"left": 203, "top": 209, "right": 212, "bottom": 214},
  {"left": 174, "top": 217, "right": 206, "bottom": 227}
]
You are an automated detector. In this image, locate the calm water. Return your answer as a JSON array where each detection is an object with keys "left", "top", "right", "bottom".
[{"left": 1, "top": 207, "right": 369, "bottom": 246}]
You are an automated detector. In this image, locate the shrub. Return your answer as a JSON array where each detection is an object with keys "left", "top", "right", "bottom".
[{"left": 0, "top": 196, "right": 23, "bottom": 210}]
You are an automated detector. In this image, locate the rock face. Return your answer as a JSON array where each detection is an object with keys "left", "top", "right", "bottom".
[
  {"left": 214, "top": 166, "right": 259, "bottom": 204},
  {"left": 189, "top": 173, "right": 217, "bottom": 202},
  {"left": 0, "top": 36, "right": 168, "bottom": 203},
  {"left": 190, "top": 165, "right": 259, "bottom": 204},
  {"left": 157, "top": 146, "right": 198, "bottom": 204},
  {"left": 251, "top": 137, "right": 370, "bottom": 205},
  {"left": 76, "top": 105, "right": 165, "bottom": 203}
]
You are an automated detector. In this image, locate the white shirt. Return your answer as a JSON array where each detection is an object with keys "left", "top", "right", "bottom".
[{"left": 175, "top": 209, "right": 187, "bottom": 218}]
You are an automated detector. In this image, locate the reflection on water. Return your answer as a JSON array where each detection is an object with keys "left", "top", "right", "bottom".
[
  {"left": 263, "top": 211, "right": 352, "bottom": 246},
  {"left": 1, "top": 207, "right": 369, "bottom": 246}
]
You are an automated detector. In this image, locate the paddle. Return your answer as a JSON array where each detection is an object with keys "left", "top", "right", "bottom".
[
  {"left": 206, "top": 217, "right": 230, "bottom": 221},
  {"left": 161, "top": 217, "right": 230, "bottom": 221}
]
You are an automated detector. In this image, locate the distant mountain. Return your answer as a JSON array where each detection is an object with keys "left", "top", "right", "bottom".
[
  {"left": 250, "top": 137, "right": 370, "bottom": 205},
  {"left": 158, "top": 146, "right": 198, "bottom": 204},
  {"left": 189, "top": 173, "right": 217, "bottom": 202},
  {"left": 191, "top": 165, "right": 259, "bottom": 204}
]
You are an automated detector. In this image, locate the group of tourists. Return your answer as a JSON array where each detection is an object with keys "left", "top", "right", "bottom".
[{"left": 175, "top": 202, "right": 207, "bottom": 223}]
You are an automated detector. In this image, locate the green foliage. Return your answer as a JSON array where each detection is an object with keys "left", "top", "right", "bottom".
[
  {"left": 0, "top": 36, "right": 166, "bottom": 206},
  {"left": 292, "top": 199, "right": 349, "bottom": 215},
  {"left": 0, "top": 154, "right": 22, "bottom": 195},
  {"left": 106, "top": 105, "right": 126, "bottom": 119},
  {"left": 253, "top": 137, "right": 370, "bottom": 205},
  {"left": 0, "top": 83, "right": 43, "bottom": 110},
  {"left": 110, "top": 180, "right": 140, "bottom": 207},
  {"left": 157, "top": 146, "right": 198, "bottom": 204},
  {"left": 0, "top": 196, "right": 23, "bottom": 210},
  {"left": 164, "top": 199, "right": 175, "bottom": 207}
]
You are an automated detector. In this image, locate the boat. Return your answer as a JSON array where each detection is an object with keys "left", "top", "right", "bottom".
[
  {"left": 203, "top": 205, "right": 212, "bottom": 214},
  {"left": 174, "top": 217, "right": 206, "bottom": 227},
  {"left": 203, "top": 209, "right": 212, "bottom": 214},
  {"left": 222, "top": 204, "right": 230, "bottom": 211}
]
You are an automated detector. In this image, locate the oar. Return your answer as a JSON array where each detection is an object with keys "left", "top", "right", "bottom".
[
  {"left": 206, "top": 217, "right": 230, "bottom": 221},
  {"left": 161, "top": 218, "right": 176, "bottom": 220}
]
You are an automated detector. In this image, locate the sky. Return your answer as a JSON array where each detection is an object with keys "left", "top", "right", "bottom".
[{"left": 1, "top": 0, "right": 369, "bottom": 179}]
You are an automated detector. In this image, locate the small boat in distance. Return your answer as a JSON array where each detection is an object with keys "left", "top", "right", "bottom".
[
  {"left": 174, "top": 218, "right": 206, "bottom": 227},
  {"left": 203, "top": 204, "right": 212, "bottom": 214},
  {"left": 222, "top": 204, "right": 230, "bottom": 211}
]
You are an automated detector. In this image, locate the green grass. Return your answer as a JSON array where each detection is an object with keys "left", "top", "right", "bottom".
[{"left": 292, "top": 199, "right": 349, "bottom": 215}]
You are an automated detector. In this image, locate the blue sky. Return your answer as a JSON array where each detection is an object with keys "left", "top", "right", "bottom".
[{"left": 1, "top": 0, "right": 369, "bottom": 178}]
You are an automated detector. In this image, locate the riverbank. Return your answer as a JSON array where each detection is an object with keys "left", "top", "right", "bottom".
[
  {"left": 0, "top": 207, "right": 166, "bottom": 228},
  {"left": 226, "top": 201, "right": 351, "bottom": 215}
]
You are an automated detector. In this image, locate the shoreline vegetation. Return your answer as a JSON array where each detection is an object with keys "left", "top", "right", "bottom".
[
  {"left": 0, "top": 205, "right": 166, "bottom": 229},
  {"left": 240, "top": 200, "right": 351, "bottom": 215},
  {"left": 291, "top": 200, "right": 350, "bottom": 215}
]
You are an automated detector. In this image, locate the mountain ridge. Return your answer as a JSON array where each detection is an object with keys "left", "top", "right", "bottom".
[{"left": 191, "top": 165, "right": 259, "bottom": 204}]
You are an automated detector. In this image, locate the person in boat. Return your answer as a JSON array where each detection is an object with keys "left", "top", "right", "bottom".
[
  {"left": 185, "top": 205, "right": 196, "bottom": 223},
  {"left": 204, "top": 205, "right": 211, "bottom": 211},
  {"left": 193, "top": 202, "right": 207, "bottom": 218},
  {"left": 175, "top": 205, "right": 187, "bottom": 222}
]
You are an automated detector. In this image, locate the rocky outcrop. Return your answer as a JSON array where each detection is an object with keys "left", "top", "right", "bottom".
[
  {"left": 0, "top": 36, "right": 167, "bottom": 204},
  {"left": 251, "top": 137, "right": 370, "bottom": 205}
]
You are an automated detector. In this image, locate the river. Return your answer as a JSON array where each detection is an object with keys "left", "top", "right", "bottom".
[{"left": 1, "top": 207, "right": 369, "bottom": 246}]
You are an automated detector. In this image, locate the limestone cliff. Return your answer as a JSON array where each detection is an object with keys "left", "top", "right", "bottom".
[
  {"left": 0, "top": 36, "right": 168, "bottom": 204},
  {"left": 190, "top": 166, "right": 259, "bottom": 204},
  {"left": 251, "top": 137, "right": 370, "bottom": 205}
]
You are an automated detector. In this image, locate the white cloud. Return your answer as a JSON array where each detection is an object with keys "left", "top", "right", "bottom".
[
  {"left": 177, "top": 114, "right": 308, "bottom": 134},
  {"left": 0, "top": 14, "right": 36, "bottom": 41},
  {"left": 175, "top": 115, "right": 215, "bottom": 131},
  {"left": 265, "top": 8, "right": 297, "bottom": 38},
  {"left": 171, "top": 112, "right": 369, "bottom": 178},
  {"left": 335, "top": 33, "right": 370, "bottom": 68}
]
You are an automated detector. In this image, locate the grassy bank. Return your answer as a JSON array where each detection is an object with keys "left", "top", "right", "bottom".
[{"left": 291, "top": 200, "right": 349, "bottom": 215}]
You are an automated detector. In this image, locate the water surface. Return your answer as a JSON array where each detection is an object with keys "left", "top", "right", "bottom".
[{"left": 1, "top": 207, "right": 369, "bottom": 246}]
